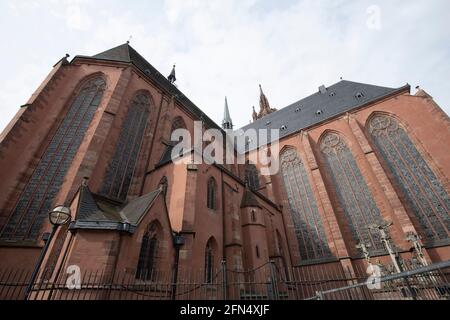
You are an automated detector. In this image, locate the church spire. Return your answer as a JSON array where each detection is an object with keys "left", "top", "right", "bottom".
[
  {"left": 222, "top": 97, "right": 233, "bottom": 130},
  {"left": 259, "top": 84, "right": 271, "bottom": 114},
  {"left": 252, "top": 84, "right": 277, "bottom": 122}
]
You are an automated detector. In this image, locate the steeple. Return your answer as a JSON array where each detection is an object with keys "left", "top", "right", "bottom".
[
  {"left": 259, "top": 84, "right": 272, "bottom": 115},
  {"left": 168, "top": 65, "right": 176, "bottom": 84},
  {"left": 252, "top": 84, "right": 277, "bottom": 122},
  {"left": 222, "top": 97, "right": 233, "bottom": 130}
]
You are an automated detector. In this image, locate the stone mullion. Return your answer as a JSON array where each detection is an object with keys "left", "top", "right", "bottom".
[
  {"left": 301, "top": 133, "right": 349, "bottom": 258},
  {"left": 117, "top": 106, "right": 148, "bottom": 200},
  {"left": 339, "top": 152, "right": 379, "bottom": 247},
  {"left": 110, "top": 105, "right": 141, "bottom": 198},
  {"left": 291, "top": 162, "right": 317, "bottom": 260},
  {"left": 19, "top": 85, "right": 102, "bottom": 240},
  {"left": 283, "top": 167, "right": 310, "bottom": 260},
  {"left": 5, "top": 85, "right": 95, "bottom": 239},
  {"left": 379, "top": 133, "right": 442, "bottom": 239},
  {"left": 332, "top": 147, "right": 376, "bottom": 248},
  {"left": 296, "top": 157, "right": 327, "bottom": 258},
  {"left": 349, "top": 117, "right": 418, "bottom": 240},
  {"left": 390, "top": 130, "right": 450, "bottom": 233}
]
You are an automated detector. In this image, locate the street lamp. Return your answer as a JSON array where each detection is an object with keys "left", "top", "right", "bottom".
[{"left": 24, "top": 206, "right": 72, "bottom": 300}]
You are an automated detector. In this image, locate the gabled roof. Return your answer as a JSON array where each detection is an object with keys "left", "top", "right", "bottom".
[
  {"left": 239, "top": 80, "right": 410, "bottom": 152},
  {"left": 240, "top": 187, "right": 262, "bottom": 208},
  {"left": 71, "top": 185, "right": 161, "bottom": 233},
  {"left": 81, "top": 44, "right": 222, "bottom": 132}
]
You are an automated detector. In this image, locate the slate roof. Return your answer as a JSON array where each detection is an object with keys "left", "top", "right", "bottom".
[
  {"left": 79, "top": 44, "right": 410, "bottom": 153},
  {"left": 239, "top": 80, "right": 410, "bottom": 152},
  {"left": 240, "top": 187, "right": 262, "bottom": 208},
  {"left": 78, "top": 44, "right": 222, "bottom": 132},
  {"left": 71, "top": 185, "right": 161, "bottom": 233}
]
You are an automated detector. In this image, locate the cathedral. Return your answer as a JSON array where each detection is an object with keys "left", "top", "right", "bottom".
[{"left": 0, "top": 43, "right": 449, "bottom": 298}]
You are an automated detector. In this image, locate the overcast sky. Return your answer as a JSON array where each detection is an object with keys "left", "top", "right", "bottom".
[{"left": 0, "top": 0, "right": 449, "bottom": 132}]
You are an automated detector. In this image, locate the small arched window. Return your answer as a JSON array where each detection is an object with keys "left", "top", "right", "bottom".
[
  {"left": 136, "top": 223, "right": 159, "bottom": 281},
  {"left": 251, "top": 210, "right": 257, "bottom": 222},
  {"left": 205, "top": 238, "right": 215, "bottom": 283},
  {"left": 207, "top": 178, "right": 217, "bottom": 210}
]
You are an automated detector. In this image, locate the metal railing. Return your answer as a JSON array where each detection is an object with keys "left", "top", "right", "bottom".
[{"left": 0, "top": 260, "right": 449, "bottom": 300}]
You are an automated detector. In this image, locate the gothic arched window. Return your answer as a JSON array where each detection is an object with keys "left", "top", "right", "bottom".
[
  {"left": 207, "top": 178, "right": 217, "bottom": 210},
  {"left": 101, "top": 93, "right": 150, "bottom": 201},
  {"left": 280, "top": 148, "right": 332, "bottom": 261},
  {"left": 171, "top": 116, "right": 186, "bottom": 144},
  {"left": 245, "top": 162, "right": 260, "bottom": 191},
  {"left": 1, "top": 77, "right": 106, "bottom": 241},
  {"left": 205, "top": 238, "right": 215, "bottom": 283},
  {"left": 320, "top": 132, "right": 385, "bottom": 253},
  {"left": 136, "top": 223, "right": 159, "bottom": 280},
  {"left": 368, "top": 114, "right": 449, "bottom": 243}
]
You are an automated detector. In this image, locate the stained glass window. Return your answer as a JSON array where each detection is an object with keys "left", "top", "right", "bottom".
[
  {"left": 1, "top": 77, "right": 106, "bottom": 241},
  {"left": 368, "top": 114, "right": 449, "bottom": 243},
  {"left": 320, "top": 132, "right": 385, "bottom": 253},
  {"left": 280, "top": 148, "right": 332, "bottom": 261},
  {"left": 101, "top": 93, "right": 150, "bottom": 201},
  {"left": 245, "top": 163, "right": 260, "bottom": 191},
  {"left": 205, "top": 238, "right": 215, "bottom": 283},
  {"left": 136, "top": 223, "right": 159, "bottom": 280},
  {"left": 207, "top": 178, "right": 217, "bottom": 210}
]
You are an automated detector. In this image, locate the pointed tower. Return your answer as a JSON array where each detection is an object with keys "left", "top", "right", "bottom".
[
  {"left": 222, "top": 97, "right": 233, "bottom": 130},
  {"left": 252, "top": 85, "right": 277, "bottom": 122},
  {"left": 240, "top": 187, "right": 270, "bottom": 270}
]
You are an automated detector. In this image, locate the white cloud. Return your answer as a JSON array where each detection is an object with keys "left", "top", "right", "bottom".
[{"left": 0, "top": 0, "right": 449, "bottom": 133}]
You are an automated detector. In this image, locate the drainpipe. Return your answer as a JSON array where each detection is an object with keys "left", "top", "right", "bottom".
[{"left": 171, "top": 233, "right": 185, "bottom": 300}]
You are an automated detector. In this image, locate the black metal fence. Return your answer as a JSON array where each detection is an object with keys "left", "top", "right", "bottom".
[{"left": 1, "top": 260, "right": 449, "bottom": 300}]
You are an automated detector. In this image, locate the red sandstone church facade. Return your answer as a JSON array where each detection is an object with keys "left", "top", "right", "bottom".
[{"left": 0, "top": 44, "right": 449, "bottom": 294}]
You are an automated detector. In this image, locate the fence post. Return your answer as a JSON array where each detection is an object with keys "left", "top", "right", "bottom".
[
  {"left": 270, "top": 261, "right": 280, "bottom": 300},
  {"left": 221, "top": 261, "right": 227, "bottom": 300}
]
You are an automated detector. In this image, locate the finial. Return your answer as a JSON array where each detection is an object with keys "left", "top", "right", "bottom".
[
  {"left": 127, "top": 35, "right": 133, "bottom": 44},
  {"left": 168, "top": 64, "right": 177, "bottom": 84}
]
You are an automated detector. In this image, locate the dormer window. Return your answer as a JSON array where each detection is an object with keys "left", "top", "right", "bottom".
[
  {"left": 281, "top": 125, "right": 288, "bottom": 131},
  {"left": 266, "top": 121, "right": 271, "bottom": 126},
  {"left": 316, "top": 110, "right": 323, "bottom": 116},
  {"left": 329, "top": 92, "right": 336, "bottom": 97},
  {"left": 355, "top": 92, "right": 364, "bottom": 99},
  {"left": 295, "top": 107, "right": 301, "bottom": 113}
]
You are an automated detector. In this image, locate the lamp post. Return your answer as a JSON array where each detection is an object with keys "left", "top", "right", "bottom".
[{"left": 24, "top": 206, "right": 72, "bottom": 300}]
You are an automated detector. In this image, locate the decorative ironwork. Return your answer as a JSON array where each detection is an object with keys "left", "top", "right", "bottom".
[
  {"left": 1, "top": 77, "right": 106, "bottom": 241},
  {"left": 320, "top": 132, "right": 385, "bottom": 253},
  {"left": 368, "top": 114, "right": 450, "bottom": 243},
  {"left": 101, "top": 93, "right": 150, "bottom": 201},
  {"left": 280, "top": 148, "right": 332, "bottom": 261}
]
